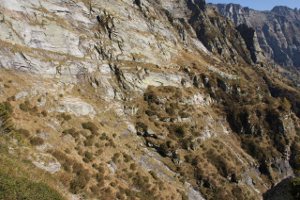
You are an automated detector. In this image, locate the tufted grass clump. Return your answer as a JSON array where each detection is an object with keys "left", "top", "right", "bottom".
[
  {"left": 59, "top": 113, "right": 72, "bottom": 121},
  {"left": 82, "top": 122, "right": 99, "bottom": 134},
  {"left": 30, "top": 137, "right": 44, "bottom": 146},
  {"left": 19, "top": 100, "right": 30, "bottom": 112},
  {"left": 17, "top": 128, "right": 30, "bottom": 138},
  {"left": 0, "top": 101, "right": 13, "bottom": 133},
  {"left": 19, "top": 100, "right": 38, "bottom": 115},
  {"left": 69, "top": 168, "right": 91, "bottom": 194},
  {"left": 83, "top": 151, "right": 93, "bottom": 163},
  {"left": 168, "top": 124, "right": 187, "bottom": 138}
]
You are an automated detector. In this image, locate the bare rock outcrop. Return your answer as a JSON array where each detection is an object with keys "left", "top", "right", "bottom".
[{"left": 211, "top": 3, "right": 300, "bottom": 68}]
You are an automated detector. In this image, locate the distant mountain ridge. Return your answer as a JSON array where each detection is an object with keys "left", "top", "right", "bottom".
[{"left": 210, "top": 3, "right": 300, "bottom": 69}]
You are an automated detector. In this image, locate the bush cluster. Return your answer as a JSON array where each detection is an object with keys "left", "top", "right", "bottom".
[
  {"left": 30, "top": 137, "right": 44, "bottom": 146},
  {"left": 82, "top": 122, "right": 99, "bottom": 134}
]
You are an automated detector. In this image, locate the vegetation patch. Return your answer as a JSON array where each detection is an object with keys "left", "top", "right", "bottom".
[
  {"left": 0, "top": 102, "right": 13, "bottom": 133},
  {"left": 0, "top": 150, "right": 64, "bottom": 200},
  {"left": 0, "top": 172, "right": 63, "bottom": 200},
  {"left": 19, "top": 100, "right": 38, "bottom": 114},
  {"left": 82, "top": 122, "right": 99, "bottom": 134},
  {"left": 30, "top": 136, "right": 45, "bottom": 146}
]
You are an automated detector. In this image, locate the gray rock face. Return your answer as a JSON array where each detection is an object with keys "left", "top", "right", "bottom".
[
  {"left": 0, "top": 0, "right": 212, "bottom": 77},
  {"left": 187, "top": 3, "right": 253, "bottom": 65},
  {"left": 211, "top": 3, "right": 300, "bottom": 68},
  {"left": 55, "top": 97, "right": 96, "bottom": 117},
  {"left": 236, "top": 23, "right": 265, "bottom": 63}
]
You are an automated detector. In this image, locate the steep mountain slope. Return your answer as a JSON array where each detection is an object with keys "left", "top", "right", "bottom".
[
  {"left": 211, "top": 3, "right": 300, "bottom": 69},
  {"left": 0, "top": 0, "right": 299, "bottom": 200}
]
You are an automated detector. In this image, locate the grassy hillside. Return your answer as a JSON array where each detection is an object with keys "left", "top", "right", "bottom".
[{"left": 0, "top": 101, "right": 64, "bottom": 200}]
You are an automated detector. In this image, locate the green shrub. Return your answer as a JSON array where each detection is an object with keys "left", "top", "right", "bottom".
[
  {"left": 84, "top": 137, "right": 94, "bottom": 146},
  {"left": 96, "top": 173, "right": 104, "bottom": 182},
  {"left": 130, "top": 163, "right": 137, "bottom": 171},
  {"left": 279, "top": 98, "right": 292, "bottom": 112},
  {"left": 17, "top": 128, "right": 30, "bottom": 137},
  {"left": 123, "top": 153, "right": 132, "bottom": 163},
  {"left": 41, "top": 110, "right": 48, "bottom": 117},
  {"left": 72, "top": 162, "right": 85, "bottom": 174},
  {"left": 90, "top": 185, "right": 101, "bottom": 195},
  {"left": 108, "top": 138, "right": 116, "bottom": 148},
  {"left": 0, "top": 102, "right": 13, "bottom": 133},
  {"left": 83, "top": 151, "right": 93, "bottom": 163},
  {"left": 62, "top": 128, "right": 78, "bottom": 138},
  {"left": 144, "top": 90, "right": 158, "bottom": 104},
  {"left": 97, "top": 165, "right": 105, "bottom": 174},
  {"left": 30, "top": 137, "right": 44, "bottom": 146},
  {"left": 82, "top": 122, "right": 98, "bottom": 134},
  {"left": 7, "top": 96, "right": 15, "bottom": 102},
  {"left": 169, "top": 124, "right": 187, "bottom": 138},
  {"left": 205, "top": 149, "right": 231, "bottom": 177},
  {"left": 70, "top": 169, "right": 90, "bottom": 194},
  {"left": 130, "top": 173, "right": 158, "bottom": 200},
  {"left": 149, "top": 171, "right": 158, "bottom": 180},
  {"left": 100, "top": 132, "right": 108, "bottom": 140},
  {"left": 145, "top": 109, "right": 156, "bottom": 116},
  {"left": 19, "top": 101, "right": 31, "bottom": 112},
  {"left": 179, "top": 111, "right": 191, "bottom": 118},
  {"left": 52, "top": 150, "right": 68, "bottom": 162},
  {"left": 100, "top": 187, "right": 114, "bottom": 199},
  {"left": 19, "top": 101, "right": 39, "bottom": 115},
  {"left": 165, "top": 107, "right": 176, "bottom": 116},
  {"left": 112, "top": 153, "right": 121, "bottom": 163},
  {"left": 95, "top": 143, "right": 101, "bottom": 148},
  {"left": 181, "top": 193, "right": 189, "bottom": 200},
  {"left": 110, "top": 182, "right": 116, "bottom": 187},
  {"left": 60, "top": 113, "right": 72, "bottom": 121},
  {"left": 135, "top": 122, "right": 148, "bottom": 133}
]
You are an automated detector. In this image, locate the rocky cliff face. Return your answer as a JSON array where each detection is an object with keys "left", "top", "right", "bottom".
[
  {"left": 211, "top": 3, "right": 300, "bottom": 69},
  {"left": 0, "top": 0, "right": 300, "bottom": 200},
  {"left": 187, "top": 1, "right": 253, "bottom": 65}
]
